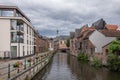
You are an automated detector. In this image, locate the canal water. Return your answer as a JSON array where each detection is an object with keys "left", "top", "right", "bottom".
[{"left": 32, "top": 52, "right": 120, "bottom": 80}]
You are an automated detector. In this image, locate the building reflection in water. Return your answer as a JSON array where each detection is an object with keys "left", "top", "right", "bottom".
[
  {"left": 68, "top": 54, "right": 120, "bottom": 80},
  {"left": 32, "top": 52, "right": 120, "bottom": 80}
]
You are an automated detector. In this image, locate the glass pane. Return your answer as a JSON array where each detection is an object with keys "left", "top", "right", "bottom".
[
  {"left": 11, "top": 46, "right": 17, "bottom": 58},
  {"left": 11, "top": 20, "right": 17, "bottom": 30},
  {"left": 11, "top": 32, "right": 17, "bottom": 43},
  {"left": 0, "top": 10, "right": 1, "bottom": 16},
  {"left": 2, "top": 10, "right": 13, "bottom": 16}
]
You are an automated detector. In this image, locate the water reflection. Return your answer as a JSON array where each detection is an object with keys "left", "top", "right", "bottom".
[
  {"left": 33, "top": 52, "right": 120, "bottom": 80},
  {"left": 68, "top": 53, "right": 120, "bottom": 80}
]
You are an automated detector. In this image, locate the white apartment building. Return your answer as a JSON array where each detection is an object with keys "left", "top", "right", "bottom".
[{"left": 0, "top": 5, "right": 35, "bottom": 58}]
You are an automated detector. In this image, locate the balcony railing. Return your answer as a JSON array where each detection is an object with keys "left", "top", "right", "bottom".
[{"left": 11, "top": 38, "right": 24, "bottom": 43}]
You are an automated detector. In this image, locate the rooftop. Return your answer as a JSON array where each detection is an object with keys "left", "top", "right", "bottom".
[
  {"left": 0, "top": 5, "right": 30, "bottom": 22},
  {"left": 99, "top": 30, "right": 120, "bottom": 37}
]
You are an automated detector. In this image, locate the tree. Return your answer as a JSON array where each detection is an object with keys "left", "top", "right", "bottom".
[
  {"left": 108, "top": 40, "right": 120, "bottom": 55},
  {"left": 66, "top": 38, "right": 70, "bottom": 47},
  {"left": 108, "top": 40, "right": 120, "bottom": 71}
]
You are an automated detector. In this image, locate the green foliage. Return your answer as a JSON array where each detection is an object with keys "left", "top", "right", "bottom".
[
  {"left": 91, "top": 57, "right": 102, "bottom": 68},
  {"left": 13, "top": 63, "right": 19, "bottom": 68},
  {"left": 117, "top": 37, "right": 120, "bottom": 41},
  {"left": 108, "top": 53, "right": 120, "bottom": 71},
  {"left": 0, "top": 57, "right": 2, "bottom": 60},
  {"left": 77, "top": 53, "right": 88, "bottom": 62},
  {"left": 13, "top": 61, "right": 23, "bottom": 68},
  {"left": 108, "top": 40, "right": 120, "bottom": 54},
  {"left": 66, "top": 38, "right": 70, "bottom": 47},
  {"left": 107, "top": 40, "right": 120, "bottom": 71}
]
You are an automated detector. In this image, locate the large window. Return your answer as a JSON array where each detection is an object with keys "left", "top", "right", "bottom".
[
  {"left": 11, "top": 20, "right": 17, "bottom": 30},
  {"left": 0, "top": 10, "right": 14, "bottom": 16},
  {"left": 17, "top": 22, "right": 24, "bottom": 31},
  {"left": 11, "top": 32, "right": 17, "bottom": 43},
  {"left": 11, "top": 32, "right": 24, "bottom": 43},
  {"left": 11, "top": 20, "right": 24, "bottom": 31}
]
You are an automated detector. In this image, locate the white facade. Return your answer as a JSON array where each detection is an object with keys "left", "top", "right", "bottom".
[
  {"left": 0, "top": 19, "right": 10, "bottom": 57},
  {"left": 89, "top": 30, "right": 116, "bottom": 53},
  {"left": 0, "top": 6, "right": 35, "bottom": 58},
  {"left": 49, "top": 43, "right": 53, "bottom": 51}
]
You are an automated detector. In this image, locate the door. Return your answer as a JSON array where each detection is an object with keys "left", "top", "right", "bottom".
[{"left": 11, "top": 46, "right": 17, "bottom": 58}]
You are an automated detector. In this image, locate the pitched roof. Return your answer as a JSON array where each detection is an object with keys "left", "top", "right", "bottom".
[
  {"left": 99, "top": 30, "right": 120, "bottom": 37},
  {"left": 81, "top": 25, "right": 89, "bottom": 33},
  {"left": 82, "top": 30, "right": 95, "bottom": 40},
  {"left": 105, "top": 24, "right": 118, "bottom": 30},
  {"left": 92, "top": 18, "right": 106, "bottom": 30},
  {"left": 89, "top": 26, "right": 96, "bottom": 30}
]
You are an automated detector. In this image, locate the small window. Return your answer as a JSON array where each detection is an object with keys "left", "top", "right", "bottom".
[{"left": 106, "top": 49, "right": 108, "bottom": 54}]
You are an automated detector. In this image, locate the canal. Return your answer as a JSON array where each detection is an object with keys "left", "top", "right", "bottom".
[{"left": 32, "top": 52, "right": 120, "bottom": 80}]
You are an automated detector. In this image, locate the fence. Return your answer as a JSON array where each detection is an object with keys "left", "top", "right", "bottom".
[{"left": 0, "top": 51, "right": 53, "bottom": 80}]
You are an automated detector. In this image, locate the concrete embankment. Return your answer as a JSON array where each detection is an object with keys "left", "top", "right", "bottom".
[{"left": 10, "top": 51, "right": 55, "bottom": 80}]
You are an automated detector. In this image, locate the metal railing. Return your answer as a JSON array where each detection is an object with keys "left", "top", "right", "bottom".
[{"left": 0, "top": 51, "right": 53, "bottom": 80}]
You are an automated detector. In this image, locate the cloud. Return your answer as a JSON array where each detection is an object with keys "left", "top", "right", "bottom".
[{"left": 0, "top": 0, "right": 120, "bottom": 37}]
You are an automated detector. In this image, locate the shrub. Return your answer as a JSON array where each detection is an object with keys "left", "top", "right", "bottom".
[
  {"left": 77, "top": 53, "right": 88, "bottom": 62},
  {"left": 107, "top": 53, "right": 120, "bottom": 71},
  {"left": 108, "top": 40, "right": 120, "bottom": 54},
  {"left": 13, "top": 61, "right": 22, "bottom": 68},
  {"left": 27, "top": 57, "right": 34, "bottom": 62},
  {"left": 91, "top": 57, "right": 102, "bottom": 68}
]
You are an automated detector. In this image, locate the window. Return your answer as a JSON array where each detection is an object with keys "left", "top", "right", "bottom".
[
  {"left": 91, "top": 48, "right": 94, "bottom": 55},
  {"left": 0, "top": 10, "right": 2, "bottom": 16},
  {"left": 19, "top": 35, "right": 24, "bottom": 43},
  {"left": 16, "top": 11, "right": 22, "bottom": 17},
  {"left": 11, "top": 20, "right": 17, "bottom": 30},
  {"left": 105, "top": 49, "right": 108, "bottom": 55},
  {"left": 11, "top": 32, "right": 24, "bottom": 43},
  {"left": 11, "top": 32, "right": 17, "bottom": 43},
  {"left": 1, "top": 10, "right": 14, "bottom": 16},
  {"left": 17, "top": 22, "right": 24, "bottom": 31},
  {"left": 27, "top": 26, "right": 28, "bottom": 34}
]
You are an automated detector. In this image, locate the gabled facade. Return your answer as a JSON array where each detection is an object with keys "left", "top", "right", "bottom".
[
  {"left": 70, "top": 18, "right": 120, "bottom": 64},
  {"left": 89, "top": 30, "right": 116, "bottom": 53}
]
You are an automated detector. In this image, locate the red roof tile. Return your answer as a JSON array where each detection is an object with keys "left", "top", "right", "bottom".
[
  {"left": 105, "top": 24, "right": 118, "bottom": 30},
  {"left": 99, "top": 30, "right": 120, "bottom": 37}
]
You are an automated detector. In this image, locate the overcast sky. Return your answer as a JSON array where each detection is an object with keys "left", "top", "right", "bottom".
[{"left": 0, "top": 0, "right": 120, "bottom": 37}]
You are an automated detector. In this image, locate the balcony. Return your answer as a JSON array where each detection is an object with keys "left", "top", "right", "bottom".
[{"left": 11, "top": 37, "right": 24, "bottom": 43}]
